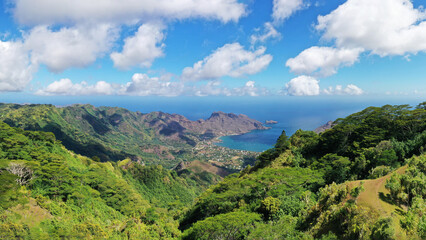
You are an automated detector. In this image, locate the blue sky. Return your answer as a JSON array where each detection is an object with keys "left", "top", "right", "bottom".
[{"left": 0, "top": 0, "right": 426, "bottom": 101}]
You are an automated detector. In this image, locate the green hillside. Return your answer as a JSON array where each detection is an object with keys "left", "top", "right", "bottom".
[
  {"left": 0, "top": 103, "right": 192, "bottom": 167},
  {"left": 0, "top": 122, "right": 218, "bottom": 239},
  {"left": 180, "top": 102, "right": 426, "bottom": 239},
  {"left": 0, "top": 103, "right": 259, "bottom": 168},
  {"left": 1, "top": 102, "right": 425, "bottom": 239}
]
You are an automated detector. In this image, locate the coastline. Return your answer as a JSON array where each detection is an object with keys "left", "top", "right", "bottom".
[{"left": 212, "top": 128, "right": 274, "bottom": 152}]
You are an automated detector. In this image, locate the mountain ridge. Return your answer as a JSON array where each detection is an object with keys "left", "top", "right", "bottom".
[{"left": 0, "top": 103, "right": 265, "bottom": 167}]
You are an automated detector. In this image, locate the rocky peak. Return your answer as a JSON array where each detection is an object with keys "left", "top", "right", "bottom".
[{"left": 314, "top": 121, "right": 335, "bottom": 134}]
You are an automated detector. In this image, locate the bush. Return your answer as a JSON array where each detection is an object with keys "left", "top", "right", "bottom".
[
  {"left": 369, "top": 166, "right": 392, "bottom": 179},
  {"left": 182, "top": 212, "right": 261, "bottom": 240}
]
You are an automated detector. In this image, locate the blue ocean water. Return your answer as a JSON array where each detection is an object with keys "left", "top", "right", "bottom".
[{"left": 2, "top": 95, "right": 424, "bottom": 152}]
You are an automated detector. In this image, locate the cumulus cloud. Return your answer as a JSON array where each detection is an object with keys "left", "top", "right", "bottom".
[
  {"left": 285, "top": 75, "right": 320, "bottom": 96},
  {"left": 250, "top": 22, "right": 281, "bottom": 45},
  {"left": 122, "top": 73, "right": 184, "bottom": 96},
  {"left": 181, "top": 43, "right": 273, "bottom": 81},
  {"left": 285, "top": 76, "right": 364, "bottom": 96},
  {"left": 13, "top": 0, "right": 247, "bottom": 25},
  {"left": 111, "top": 23, "right": 165, "bottom": 70},
  {"left": 272, "top": 0, "right": 305, "bottom": 23},
  {"left": 323, "top": 84, "right": 364, "bottom": 95},
  {"left": 285, "top": 0, "right": 426, "bottom": 82},
  {"left": 316, "top": 0, "right": 426, "bottom": 56},
  {"left": 194, "top": 80, "right": 267, "bottom": 96},
  {"left": 25, "top": 24, "right": 118, "bottom": 73},
  {"left": 286, "top": 47, "right": 363, "bottom": 77},
  {"left": 36, "top": 78, "right": 115, "bottom": 96},
  {"left": 232, "top": 80, "right": 266, "bottom": 96},
  {"left": 37, "top": 74, "right": 185, "bottom": 97},
  {"left": 37, "top": 74, "right": 266, "bottom": 97},
  {"left": 0, "top": 0, "right": 249, "bottom": 92},
  {"left": 0, "top": 40, "right": 35, "bottom": 91}
]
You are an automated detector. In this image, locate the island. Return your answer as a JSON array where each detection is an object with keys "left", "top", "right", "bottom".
[{"left": 265, "top": 120, "right": 278, "bottom": 124}]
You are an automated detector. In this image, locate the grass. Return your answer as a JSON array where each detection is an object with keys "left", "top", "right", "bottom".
[
  {"left": 9, "top": 198, "right": 52, "bottom": 228},
  {"left": 184, "top": 160, "right": 234, "bottom": 177},
  {"left": 347, "top": 165, "right": 408, "bottom": 239}
]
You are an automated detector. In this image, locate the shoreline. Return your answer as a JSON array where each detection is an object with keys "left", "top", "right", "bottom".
[{"left": 211, "top": 128, "right": 274, "bottom": 153}]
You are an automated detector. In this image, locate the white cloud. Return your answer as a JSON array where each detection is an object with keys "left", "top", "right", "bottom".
[
  {"left": 122, "top": 73, "right": 184, "bottom": 96},
  {"left": 232, "top": 80, "right": 268, "bottom": 96},
  {"left": 323, "top": 84, "right": 364, "bottom": 95},
  {"left": 272, "top": 0, "right": 305, "bottom": 23},
  {"left": 234, "top": 80, "right": 258, "bottom": 96},
  {"left": 286, "top": 0, "right": 426, "bottom": 81},
  {"left": 111, "top": 23, "right": 165, "bottom": 70},
  {"left": 13, "top": 0, "right": 247, "bottom": 25},
  {"left": 0, "top": 0, "right": 247, "bottom": 91},
  {"left": 37, "top": 74, "right": 266, "bottom": 97},
  {"left": 192, "top": 80, "right": 267, "bottom": 97},
  {"left": 36, "top": 78, "right": 115, "bottom": 96},
  {"left": 286, "top": 46, "right": 363, "bottom": 77},
  {"left": 36, "top": 74, "right": 184, "bottom": 96},
  {"left": 192, "top": 81, "right": 230, "bottom": 97},
  {"left": 316, "top": 0, "right": 426, "bottom": 56},
  {"left": 285, "top": 76, "right": 364, "bottom": 96},
  {"left": 181, "top": 43, "right": 273, "bottom": 81},
  {"left": 285, "top": 75, "right": 320, "bottom": 96},
  {"left": 25, "top": 24, "right": 118, "bottom": 73},
  {"left": 0, "top": 40, "right": 35, "bottom": 91},
  {"left": 343, "top": 84, "right": 364, "bottom": 95},
  {"left": 250, "top": 22, "right": 281, "bottom": 45}
]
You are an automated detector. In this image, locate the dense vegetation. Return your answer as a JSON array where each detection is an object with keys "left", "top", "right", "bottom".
[
  {"left": 0, "top": 103, "right": 258, "bottom": 168},
  {"left": 0, "top": 122, "right": 217, "bottom": 239},
  {"left": 181, "top": 102, "right": 426, "bottom": 239},
  {"left": 0, "top": 103, "right": 197, "bottom": 167},
  {"left": 1, "top": 102, "right": 425, "bottom": 239}
]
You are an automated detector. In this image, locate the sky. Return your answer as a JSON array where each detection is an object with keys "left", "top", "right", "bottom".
[{"left": 0, "top": 0, "right": 426, "bottom": 101}]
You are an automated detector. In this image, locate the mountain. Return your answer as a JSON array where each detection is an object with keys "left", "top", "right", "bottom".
[
  {"left": 0, "top": 103, "right": 265, "bottom": 167},
  {"left": 139, "top": 110, "right": 268, "bottom": 140},
  {"left": 1, "top": 102, "right": 425, "bottom": 239}
]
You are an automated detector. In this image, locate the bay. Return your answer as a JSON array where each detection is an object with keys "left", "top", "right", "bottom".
[{"left": 3, "top": 95, "right": 423, "bottom": 152}]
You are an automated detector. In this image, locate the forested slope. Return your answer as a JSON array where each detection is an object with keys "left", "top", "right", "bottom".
[
  {"left": 0, "top": 103, "right": 264, "bottom": 167},
  {"left": 0, "top": 122, "right": 218, "bottom": 239},
  {"left": 1, "top": 102, "right": 425, "bottom": 239},
  {"left": 180, "top": 102, "right": 426, "bottom": 240}
]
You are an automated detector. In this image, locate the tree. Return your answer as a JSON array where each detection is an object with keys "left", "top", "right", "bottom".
[
  {"left": 182, "top": 212, "right": 261, "bottom": 240},
  {"left": 0, "top": 168, "right": 20, "bottom": 209},
  {"left": 370, "top": 218, "right": 395, "bottom": 240},
  {"left": 260, "top": 196, "right": 281, "bottom": 220},
  {"left": 7, "top": 162, "right": 33, "bottom": 186}
]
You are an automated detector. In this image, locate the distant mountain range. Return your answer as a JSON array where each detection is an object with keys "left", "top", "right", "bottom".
[{"left": 0, "top": 103, "right": 266, "bottom": 167}]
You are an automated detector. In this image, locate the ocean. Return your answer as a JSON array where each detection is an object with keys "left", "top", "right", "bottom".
[{"left": 3, "top": 95, "right": 424, "bottom": 152}]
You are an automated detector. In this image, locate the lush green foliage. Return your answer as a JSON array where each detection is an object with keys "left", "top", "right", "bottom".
[
  {"left": 0, "top": 103, "right": 260, "bottom": 169},
  {"left": 385, "top": 155, "right": 426, "bottom": 238},
  {"left": 2, "top": 101, "right": 426, "bottom": 239},
  {"left": 0, "top": 121, "right": 215, "bottom": 239},
  {"left": 181, "top": 102, "right": 426, "bottom": 240},
  {"left": 256, "top": 103, "right": 426, "bottom": 182},
  {"left": 182, "top": 212, "right": 261, "bottom": 240},
  {"left": 0, "top": 104, "right": 200, "bottom": 167},
  {"left": 180, "top": 167, "right": 323, "bottom": 230}
]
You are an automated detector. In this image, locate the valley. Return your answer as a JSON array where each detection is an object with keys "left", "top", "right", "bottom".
[
  {"left": 1, "top": 0, "right": 426, "bottom": 239},
  {"left": 0, "top": 103, "right": 263, "bottom": 169},
  {"left": 0, "top": 102, "right": 425, "bottom": 239}
]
